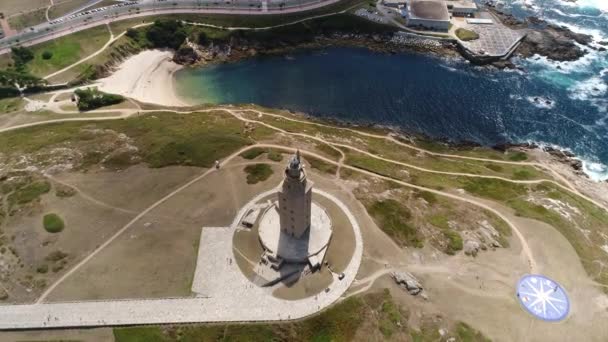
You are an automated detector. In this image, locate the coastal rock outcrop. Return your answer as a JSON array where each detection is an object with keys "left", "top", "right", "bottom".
[
  {"left": 391, "top": 271, "right": 423, "bottom": 295},
  {"left": 517, "top": 24, "right": 591, "bottom": 61},
  {"left": 542, "top": 146, "right": 586, "bottom": 176},
  {"left": 171, "top": 33, "right": 457, "bottom": 67},
  {"left": 486, "top": 5, "right": 593, "bottom": 62}
]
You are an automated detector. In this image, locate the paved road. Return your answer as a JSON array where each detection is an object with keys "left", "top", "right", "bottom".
[{"left": 0, "top": 0, "right": 339, "bottom": 55}]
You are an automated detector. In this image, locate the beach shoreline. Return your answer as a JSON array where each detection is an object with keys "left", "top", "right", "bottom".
[{"left": 96, "top": 49, "right": 191, "bottom": 107}]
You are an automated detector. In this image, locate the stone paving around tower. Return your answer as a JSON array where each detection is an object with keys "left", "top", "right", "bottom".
[{"left": 0, "top": 189, "right": 362, "bottom": 330}]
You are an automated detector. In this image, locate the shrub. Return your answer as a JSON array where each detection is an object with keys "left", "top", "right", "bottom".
[
  {"left": 125, "top": 28, "right": 139, "bottom": 39},
  {"left": 414, "top": 190, "right": 437, "bottom": 205},
  {"left": 244, "top": 164, "right": 273, "bottom": 184},
  {"left": 240, "top": 148, "right": 265, "bottom": 160},
  {"left": 443, "top": 229, "right": 463, "bottom": 255},
  {"left": 43, "top": 214, "right": 65, "bottom": 233},
  {"left": 36, "top": 264, "right": 48, "bottom": 273},
  {"left": 508, "top": 151, "right": 528, "bottom": 161},
  {"left": 41, "top": 50, "right": 53, "bottom": 60},
  {"left": 8, "top": 181, "right": 51, "bottom": 206},
  {"left": 367, "top": 199, "right": 423, "bottom": 248},
  {"left": 11, "top": 46, "right": 34, "bottom": 67},
  {"left": 455, "top": 28, "right": 479, "bottom": 41},
  {"left": 146, "top": 20, "right": 187, "bottom": 50},
  {"left": 198, "top": 31, "right": 208, "bottom": 45},
  {"left": 75, "top": 88, "right": 124, "bottom": 111},
  {"left": 46, "top": 250, "right": 68, "bottom": 262},
  {"left": 484, "top": 163, "right": 503, "bottom": 172},
  {"left": 267, "top": 150, "right": 283, "bottom": 162}
]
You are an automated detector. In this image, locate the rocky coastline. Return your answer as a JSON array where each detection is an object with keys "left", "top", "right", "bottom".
[
  {"left": 173, "top": 31, "right": 458, "bottom": 67},
  {"left": 487, "top": 6, "right": 594, "bottom": 62}
]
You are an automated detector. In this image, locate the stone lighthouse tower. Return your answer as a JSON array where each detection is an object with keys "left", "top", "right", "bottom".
[{"left": 278, "top": 150, "right": 313, "bottom": 238}]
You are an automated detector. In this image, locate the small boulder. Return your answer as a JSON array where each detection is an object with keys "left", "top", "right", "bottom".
[
  {"left": 392, "top": 271, "right": 423, "bottom": 295},
  {"left": 464, "top": 240, "right": 481, "bottom": 257}
]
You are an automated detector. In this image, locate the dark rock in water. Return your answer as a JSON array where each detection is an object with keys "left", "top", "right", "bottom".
[
  {"left": 598, "top": 41, "right": 608, "bottom": 46},
  {"left": 491, "top": 60, "right": 516, "bottom": 69},
  {"left": 599, "top": 47, "right": 607, "bottom": 52},
  {"left": 570, "top": 159, "right": 583, "bottom": 170},
  {"left": 563, "top": 150, "right": 576, "bottom": 158}
]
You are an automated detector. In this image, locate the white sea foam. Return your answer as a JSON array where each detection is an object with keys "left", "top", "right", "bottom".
[
  {"left": 575, "top": 0, "right": 608, "bottom": 12},
  {"left": 583, "top": 160, "right": 608, "bottom": 181},
  {"left": 569, "top": 75, "right": 608, "bottom": 100},
  {"left": 530, "top": 141, "right": 608, "bottom": 181},
  {"left": 549, "top": 8, "right": 602, "bottom": 18}
]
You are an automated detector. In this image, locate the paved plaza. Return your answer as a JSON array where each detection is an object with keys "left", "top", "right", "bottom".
[
  {"left": 460, "top": 23, "right": 526, "bottom": 57},
  {"left": 0, "top": 189, "right": 362, "bottom": 330},
  {"left": 259, "top": 202, "right": 332, "bottom": 262}
]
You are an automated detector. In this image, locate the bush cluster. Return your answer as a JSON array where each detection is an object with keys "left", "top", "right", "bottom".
[{"left": 75, "top": 88, "right": 124, "bottom": 111}]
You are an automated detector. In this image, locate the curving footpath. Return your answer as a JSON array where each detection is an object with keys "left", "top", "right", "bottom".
[
  {"left": 0, "top": 178, "right": 363, "bottom": 330},
  {"left": 4, "top": 104, "right": 608, "bottom": 328}
]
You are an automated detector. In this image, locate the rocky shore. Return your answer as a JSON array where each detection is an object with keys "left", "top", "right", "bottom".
[
  {"left": 173, "top": 32, "right": 458, "bottom": 67},
  {"left": 487, "top": 6, "right": 594, "bottom": 62}
]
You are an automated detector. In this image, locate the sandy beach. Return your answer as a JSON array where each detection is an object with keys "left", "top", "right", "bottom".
[{"left": 97, "top": 50, "right": 190, "bottom": 107}]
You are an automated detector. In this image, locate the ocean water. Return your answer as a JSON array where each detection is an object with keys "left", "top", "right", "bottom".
[{"left": 175, "top": 0, "right": 608, "bottom": 180}]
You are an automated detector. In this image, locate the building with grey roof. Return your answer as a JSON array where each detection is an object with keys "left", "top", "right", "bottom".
[{"left": 407, "top": 0, "right": 451, "bottom": 31}]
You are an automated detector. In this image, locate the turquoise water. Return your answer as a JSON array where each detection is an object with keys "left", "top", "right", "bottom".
[{"left": 175, "top": 0, "right": 608, "bottom": 180}]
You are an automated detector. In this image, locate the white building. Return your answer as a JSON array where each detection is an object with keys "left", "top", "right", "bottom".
[
  {"left": 278, "top": 150, "right": 313, "bottom": 238},
  {"left": 407, "top": 0, "right": 451, "bottom": 31},
  {"left": 382, "top": 0, "right": 407, "bottom": 8},
  {"left": 447, "top": 0, "right": 478, "bottom": 16}
]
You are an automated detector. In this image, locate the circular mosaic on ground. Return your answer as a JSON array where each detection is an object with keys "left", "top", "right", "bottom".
[{"left": 516, "top": 274, "right": 570, "bottom": 322}]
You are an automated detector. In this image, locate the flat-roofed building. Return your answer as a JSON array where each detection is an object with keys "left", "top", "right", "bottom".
[
  {"left": 382, "top": 0, "right": 406, "bottom": 8},
  {"left": 447, "top": 0, "right": 478, "bottom": 16},
  {"left": 407, "top": 0, "right": 451, "bottom": 31}
]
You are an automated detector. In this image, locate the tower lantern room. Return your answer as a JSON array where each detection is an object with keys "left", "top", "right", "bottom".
[{"left": 278, "top": 151, "right": 313, "bottom": 238}]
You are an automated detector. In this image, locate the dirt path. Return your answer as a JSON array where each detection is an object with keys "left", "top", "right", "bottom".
[
  {"left": 45, "top": 174, "right": 139, "bottom": 215},
  {"left": 10, "top": 105, "right": 608, "bottom": 301},
  {"left": 43, "top": 23, "right": 129, "bottom": 81},
  {"left": 242, "top": 108, "right": 578, "bottom": 190},
  {"left": 36, "top": 145, "right": 258, "bottom": 303},
  {"left": 1, "top": 103, "right": 603, "bottom": 214}
]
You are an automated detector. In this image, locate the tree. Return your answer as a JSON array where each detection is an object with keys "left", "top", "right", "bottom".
[
  {"left": 42, "top": 51, "right": 53, "bottom": 60},
  {"left": 74, "top": 88, "right": 124, "bottom": 111},
  {"left": 145, "top": 20, "right": 188, "bottom": 50},
  {"left": 198, "top": 31, "right": 208, "bottom": 46},
  {"left": 11, "top": 46, "right": 34, "bottom": 67},
  {"left": 125, "top": 28, "right": 138, "bottom": 39}
]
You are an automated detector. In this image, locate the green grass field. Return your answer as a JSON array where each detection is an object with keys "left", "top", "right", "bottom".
[
  {"left": 366, "top": 199, "right": 423, "bottom": 248},
  {"left": 7, "top": 180, "right": 51, "bottom": 207},
  {"left": 21, "top": 25, "right": 110, "bottom": 78},
  {"left": 307, "top": 157, "right": 338, "bottom": 175}
]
